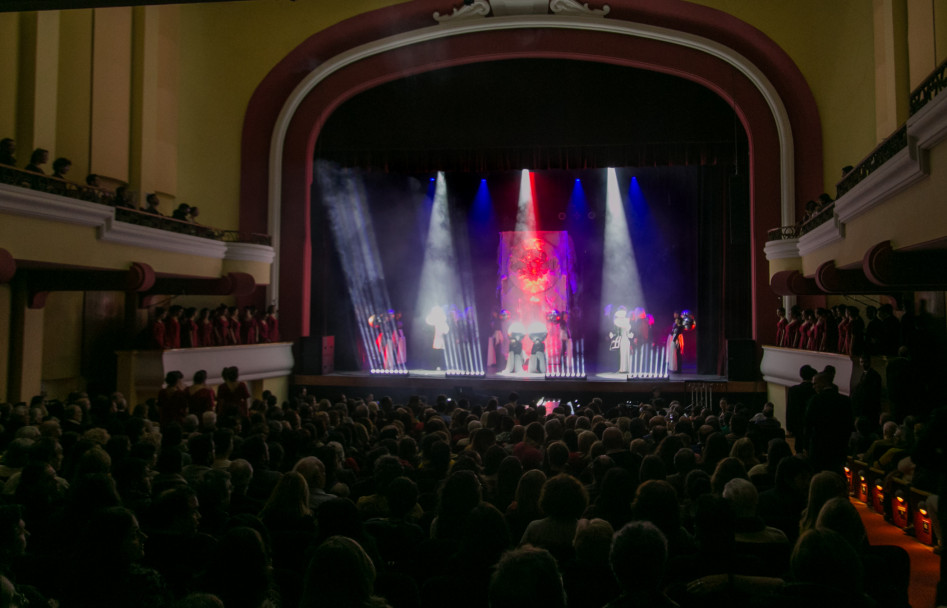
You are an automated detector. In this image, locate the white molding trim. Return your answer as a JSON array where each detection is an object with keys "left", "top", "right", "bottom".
[
  {"left": 1, "top": 182, "right": 274, "bottom": 264},
  {"left": 797, "top": 215, "right": 844, "bottom": 256},
  {"left": 834, "top": 146, "right": 927, "bottom": 224},
  {"left": 225, "top": 241, "right": 277, "bottom": 263},
  {"left": 0, "top": 183, "right": 114, "bottom": 227},
  {"left": 761, "top": 346, "right": 854, "bottom": 395},
  {"left": 98, "top": 216, "right": 229, "bottom": 258},
  {"left": 763, "top": 237, "right": 800, "bottom": 260},
  {"left": 268, "top": 16, "right": 797, "bottom": 306},
  {"left": 908, "top": 86, "right": 947, "bottom": 151},
  {"left": 121, "top": 342, "right": 295, "bottom": 400},
  {"left": 161, "top": 342, "right": 295, "bottom": 385}
]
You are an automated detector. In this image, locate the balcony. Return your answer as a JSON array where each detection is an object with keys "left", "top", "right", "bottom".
[
  {"left": 0, "top": 166, "right": 274, "bottom": 282},
  {"left": 764, "top": 65, "right": 947, "bottom": 293}
]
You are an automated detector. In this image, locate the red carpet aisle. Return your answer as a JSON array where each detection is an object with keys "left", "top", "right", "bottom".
[{"left": 855, "top": 499, "right": 940, "bottom": 608}]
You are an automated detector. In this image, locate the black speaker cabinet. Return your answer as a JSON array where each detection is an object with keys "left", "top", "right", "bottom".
[{"left": 727, "top": 339, "right": 757, "bottom": 381}]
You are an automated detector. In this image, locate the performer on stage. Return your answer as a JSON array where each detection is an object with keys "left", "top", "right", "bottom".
[
  {"left": 558, "top": 317, "right": 571, "bottom": 372},
  {"left": 505, "top": 321, "right": 527, "bottom": 374},
  {"left": 610, "top": 306, "right": 633, "bottom": 374},
  {"left": 425, "top": 305, "right": 450, "bottom": 371},
  {"left": 527, "top": 321, "right": 548, "bottom": 374},
  {"left": 487, "top": 310, "right": 510, "bottom": 370},
  {"left": 395, "top": 311, "right": 407, "bottom": 367},
  {"left": 667, "top": 309, "right": 696, "bottom": 372}
]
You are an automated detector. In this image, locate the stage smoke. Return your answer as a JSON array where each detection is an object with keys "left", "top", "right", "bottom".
[{"left": 315, "top": 161, "right": 407, "bottom": 375}]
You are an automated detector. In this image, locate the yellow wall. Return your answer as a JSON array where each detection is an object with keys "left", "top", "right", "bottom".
[
  {"left": 41, "top": 291, "right": 84, "bottom": 383},
  {"left": 691, "top": 0, "right": 877, "bottom": 193},
  {"left": 91, "top": 7, "right": 133, "bottom": 183},
  {"left": 175, "top": 0, "right": 405, "bottom": 229},
  {"left": 0, "top": 14, "right": 19, "bottom": 143},
  {"left": 56, "top": 10, "right": 93, "bottom": 180}
]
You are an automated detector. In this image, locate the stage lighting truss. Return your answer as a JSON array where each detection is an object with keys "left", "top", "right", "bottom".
[
  {"left": 625, "top": 343, "right": 669, "bottom": 380},
  {"left": 545, "top": 339, "right": 587, "bottom": 380}
]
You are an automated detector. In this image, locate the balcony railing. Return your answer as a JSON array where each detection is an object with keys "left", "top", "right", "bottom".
[
  {"left": 798, "top": 202, "right": 835, "bottom": 236},
  {"left": 0, "top": 163, "right": 271, "bottom": 246},
  {"left": 765, "top": 202, "right": 835, "bottom": 243},
  {"left": 835, "top": 124, "right": 908, "bottom": 199},
  {"left": 910, "top": 56, "right": 947, "bottom": 115}
]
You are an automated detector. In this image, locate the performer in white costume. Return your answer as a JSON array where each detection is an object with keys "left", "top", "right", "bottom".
[
  {"left": 610, "top": 307, "right": 633, "bottom": 374},
  {"left": 425, "top": 305, "right": 450, "bottom": 371}
]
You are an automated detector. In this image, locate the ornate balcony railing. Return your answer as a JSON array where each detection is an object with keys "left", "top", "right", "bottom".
[
  {"left": 0, "top": 163, "right": 112, "bottom": 203},
  {"left": 766, "top": 225, "right": 799, "bottom": 241},
  {"left": 835, "top": 124, "right": 908, "bottom": 199},
  {"left": 766, "top": 201, "right": 836, "bottom": 243},
  {"left": 910, "top": 56, "right": 947, "bottom": 115},
  {"left": 798, "top": 202, "right": 835, "bottom": 236},
  {"left": 1, "top": 163, "right": 271, "bottom": 246}
]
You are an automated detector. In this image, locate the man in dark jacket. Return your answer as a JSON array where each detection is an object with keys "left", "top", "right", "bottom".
[
  {"left": 786, "top": 365, "right": 816, "bottom": 450},
  {"left": 804, "top": 372, "right": 853, "bottom": 474}
]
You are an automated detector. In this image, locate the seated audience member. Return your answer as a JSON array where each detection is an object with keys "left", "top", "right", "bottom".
[
  {"left": 188, "top": 205, "right": 201, "bottom": 223},
  {"left": 723, "top": 477, "right": 790, "bottom": 577},
  {"left": 300, "top": 535, "right": 388, "bottom": 608},
  {"left": 64, "top": 506, "right": 172, "bottom": 607},
  {"left": 748, "top": 438, "right": 793, "bottom": 491},
  {"left": 632, "top": 479, "right": 696, "bottom": 559},
  {"left": 767, "top": 528, "right": 873, "bottom": 608},
  {"left": 113, "top": 184, "right": 135, "bottom": 208},
  {"left": 0, "top": 138, "right": 15, "bottom": 165},
  {"left": 583, "top": 466, "right": 636, "bottom": 532},
  {"left": 798, "top": 470, "right": 848, "bottom": 535},
  {"left": 519, "top": 473, "right": 588, "bottom": 563},
  {"left": 200, "top": 526, "right": 279, "bottom": 608},
  {"left": 172, "top": 203, "right": 191, "bottom": 221},
  {"left": 489, "top": 545, "right": 566, "bottom": 608},
  {"left": 757, "top": 455, "right": 812, "bottom": 544},
  {"left": 816, "top": 496, "right": 911, "bottom": 608},
  {"left": 505, "top": 469, "right": 546, "bottom": 544},
  {"left": 24, "top": 148, "right": 48, "bottom": 174},
  {"left": 143, "top": 487, "right": 218, "bottom": 599},
  {"left": 607, "top": 521, "right": 676, "bottom": 608},
  {"left": 51, "top": 157, "right": 71, "bottom": 180},
  {"left": 561, "top": 518, "right": 620, "bottom": 608},
  {"left": 143, "top": 193, "right": 163, "bottom": 215}
]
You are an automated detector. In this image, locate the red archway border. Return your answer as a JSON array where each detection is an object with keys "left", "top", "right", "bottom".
[{"left": 240, "top": 0, "right": 823, "bottom": 347}]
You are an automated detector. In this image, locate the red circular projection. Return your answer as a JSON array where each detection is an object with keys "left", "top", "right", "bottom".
[{"left": 510, "top": 238, "right": 560, "bottom": 294}]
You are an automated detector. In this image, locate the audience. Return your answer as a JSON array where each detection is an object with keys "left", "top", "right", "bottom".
[{"left": 0, "top": 379, "right": 935, "bottom": 608}]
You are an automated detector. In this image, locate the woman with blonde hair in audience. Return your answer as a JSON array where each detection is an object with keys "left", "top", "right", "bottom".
[
  {"left": 798, "top": 470, "right": 848, "bottom": 534},
  {"left": 505, "top": 469, "right": 547, "bottom": 544},
  {"left": 730, "top": 436, "right": 760, "bottom": 471}
]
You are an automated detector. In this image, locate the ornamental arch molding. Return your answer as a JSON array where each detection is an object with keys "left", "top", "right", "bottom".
[{"left": 240, "top": 1, "right": 823, "bottom": 342}]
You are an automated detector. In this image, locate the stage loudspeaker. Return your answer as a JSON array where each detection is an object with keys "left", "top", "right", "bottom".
[
  {"left": 299, "top": 336, "right": 334, "bottom": 375},
  {"left": 727, "top": 339, "right": 757, "bottom": 381}
]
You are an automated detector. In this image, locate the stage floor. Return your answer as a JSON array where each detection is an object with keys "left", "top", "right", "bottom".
[{"left": 293, "top": 368, "right": 767, "bottom": 406}]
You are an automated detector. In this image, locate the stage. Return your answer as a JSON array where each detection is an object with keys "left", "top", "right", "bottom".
[{"left": 293, "top": 368, "right": 767, "bottom": 408}]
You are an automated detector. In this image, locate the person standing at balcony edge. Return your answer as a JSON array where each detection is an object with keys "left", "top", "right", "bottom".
[
  {"left": 24, "top": 148, "right": 48, "bottom": 174},
  {"left": 0, "top": 139, "right": 16, "bottom": 166},
  {"left": 51, "top": 157, "right": 71, "bottom": 180},
  {"left": 142, "top": 193, "right": 162, "bottom": 215}
]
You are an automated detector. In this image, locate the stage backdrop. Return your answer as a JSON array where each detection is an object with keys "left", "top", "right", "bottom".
[{"left": 498, "top": 231, "right": 576, "bottom": 369}]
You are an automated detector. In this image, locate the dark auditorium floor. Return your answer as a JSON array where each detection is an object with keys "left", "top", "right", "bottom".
[{"left": 856, "top": 499, "right": 940, "bottom": 608}]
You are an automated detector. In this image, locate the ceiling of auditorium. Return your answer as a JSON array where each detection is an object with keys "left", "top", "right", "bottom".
[
  {"left": 1, "top": 0, "right": 250, "bottom": 11},
  {"left": 316, "top": 58, "right": 747, "bottom": 173}
]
